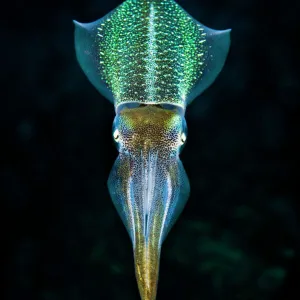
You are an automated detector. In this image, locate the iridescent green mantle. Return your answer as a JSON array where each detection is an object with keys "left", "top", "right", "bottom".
[{"left": 74, "top": 0, "right": 230, "bottom": 110}]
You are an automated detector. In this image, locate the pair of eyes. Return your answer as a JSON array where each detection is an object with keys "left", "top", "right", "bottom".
[{"left": 113, "top": 129, "right": 187, "bottom": 145}]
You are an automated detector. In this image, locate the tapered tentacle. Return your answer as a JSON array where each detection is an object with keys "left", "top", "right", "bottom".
[{"left": 108, "top": 150, "right": 190, "bottom": 300}]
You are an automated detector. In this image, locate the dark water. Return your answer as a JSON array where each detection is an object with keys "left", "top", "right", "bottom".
[{"left": 1, "top": 0, "right": 299, "bottom": 299}]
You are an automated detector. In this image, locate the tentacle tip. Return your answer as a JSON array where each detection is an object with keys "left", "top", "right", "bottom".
[{"left": 134, "top": 243, "right": 160, "bottom": 300}]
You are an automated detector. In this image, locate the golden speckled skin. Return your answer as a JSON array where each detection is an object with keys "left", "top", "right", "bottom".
[
  {"left": 108, "top": 106, "right": 190, "bottom": 299},
  {"left": 118, "top": 105, "right": 184, "bottom": 154}
]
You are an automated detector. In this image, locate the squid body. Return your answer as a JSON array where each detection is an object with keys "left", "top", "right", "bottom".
[{"left": 74, "top": 0, "right": 230, "bottom": 299}]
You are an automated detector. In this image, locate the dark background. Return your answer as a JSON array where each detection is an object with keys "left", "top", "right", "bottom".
[{"left": 1, "top": 0, "right": 299, "bottom": 299}]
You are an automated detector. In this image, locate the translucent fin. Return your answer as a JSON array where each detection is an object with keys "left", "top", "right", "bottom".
[
  {"left": 74, "top": 1, "right": 231, "bottom": 109},
  {"left": 73, "top": 17, "right": 115, "bottom": 103},
  {"left": 186, "top": 25, "right": 231, "bottom": 105}
]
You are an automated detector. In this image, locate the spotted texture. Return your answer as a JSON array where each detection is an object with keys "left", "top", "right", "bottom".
[
  {"left": 116, "top": 105, "right": 184, "bottom": 155},
  {"left": 73, "top": 2, "right": 230, "bottom": 298},
  {"left": 97, "top": 0, "right": 208, "bottom": 109},
  {"left": 108, "top": 106, "right": 190, "bottom": 299}
]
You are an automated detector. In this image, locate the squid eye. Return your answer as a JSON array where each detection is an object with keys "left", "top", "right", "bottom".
[
  {"left": 113, "top": 129, "right": 120, "bottom": 142},
  {"left": 180, "top": 132, "right": 187, "bottom": 145}
]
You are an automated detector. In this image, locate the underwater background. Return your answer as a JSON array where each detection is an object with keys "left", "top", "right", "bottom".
[{"left": 1, "top": 0, "right": 299, "bottom": 299}]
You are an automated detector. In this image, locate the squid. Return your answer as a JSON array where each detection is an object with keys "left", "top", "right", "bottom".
[{"left": 73, "top": 0, "right": 230, "bottom": 299}]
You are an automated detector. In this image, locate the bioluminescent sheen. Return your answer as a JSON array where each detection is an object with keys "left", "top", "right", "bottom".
[{"left": 74, "top": 0, "right": 230, "bottom": 299}]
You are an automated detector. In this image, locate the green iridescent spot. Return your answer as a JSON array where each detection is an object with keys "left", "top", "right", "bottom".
[{"left": 74, "top": 0, "right": 230, "bottom": 109}]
